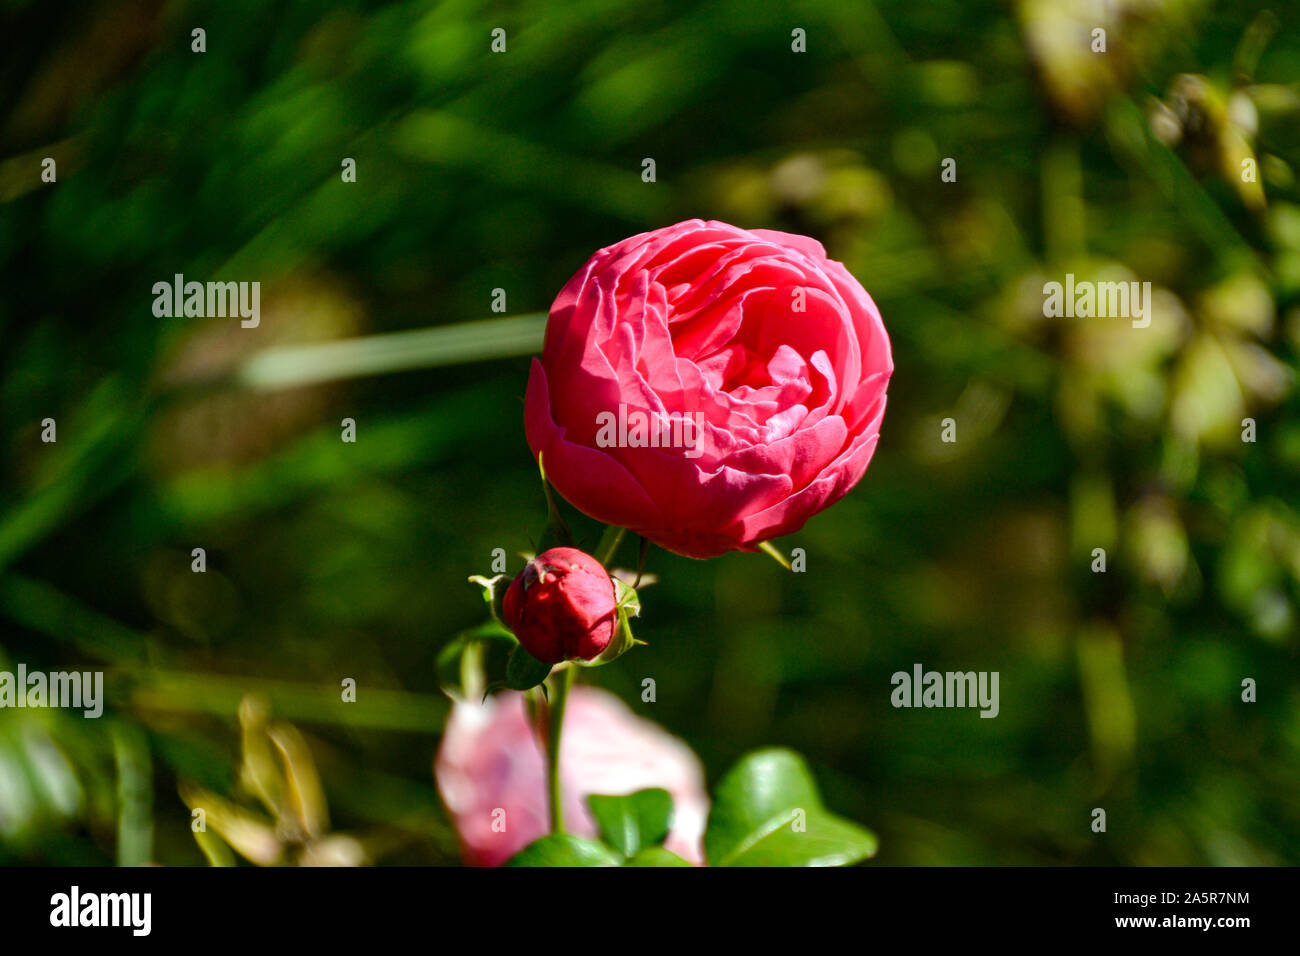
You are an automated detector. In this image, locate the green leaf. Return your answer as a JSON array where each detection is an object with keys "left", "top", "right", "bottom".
[
  {"left": 436, "top": 622, "right": 515, "bottom": 697},
  {"left": 705, "top": 748, "right": 878, "bottom": 867},
  {"left": 623, "top": 846, "right": 692, "bottom": 867},
  {"left": 505, "top": 645, "right": 552, "bottom": 691},
  {"left": 613, "top": 577, "right": 641, "bottom": 617},
  {"left": 580, "top": 583, "right": 646, "bottom": 668},
  {"left": 467, "top": 574, "right": 507, "bottom": 622},
  {"left": 506, "top": 834, "right": 622, "bottom": 867},
  {"left": 587, "top": 788, "right": 673, "bottom": 857}
]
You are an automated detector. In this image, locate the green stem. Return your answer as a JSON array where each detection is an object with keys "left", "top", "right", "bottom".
[
  {"left": 595, "top": 526, "right": 626, "bottom": 567},
  {"left": 547, "top": 666, "right": 575, "bottom": 834}
]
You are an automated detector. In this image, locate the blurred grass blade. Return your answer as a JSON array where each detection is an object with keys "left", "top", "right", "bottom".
[
  {"left": 1077, "top": 623, "right": 1137, "bottom": 791},
  {"left": 112, "top": 723, "right": 153, "bottom": 867},
  {"left": 0, "top": 379, "right": 144, "bottom": 576},
  {"left": 130, "top": 670, "right": 448, "bottom": 732},
  {"left": 237, "top": 313, "right": 547, "bottom": 390},
  {"left": 0, "top": 573, "right": 148, "bottom": 663}
]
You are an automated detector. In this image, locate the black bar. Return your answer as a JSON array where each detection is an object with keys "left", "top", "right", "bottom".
[{"left": 0, "top": 866, "right": 1276, "bottom": 942}]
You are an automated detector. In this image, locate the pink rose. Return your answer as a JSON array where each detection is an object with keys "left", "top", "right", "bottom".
[
  {"left": 434, "top": 686, "right": 708, "bottom": 866},
  {"left": 525, "top": 219, "right": 892, "bottom": 558},
  {"left": 502, "top": 547, "right": 617, "bottom": 664}
]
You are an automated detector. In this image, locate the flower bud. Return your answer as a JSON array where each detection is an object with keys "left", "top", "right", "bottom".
[{"left": 502, "top": 547, "right": 617, "bottom": 664}]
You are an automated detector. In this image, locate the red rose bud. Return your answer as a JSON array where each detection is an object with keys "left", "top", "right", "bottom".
[{"left": 502, "top": 547, "right": 618, "bottom": 664}]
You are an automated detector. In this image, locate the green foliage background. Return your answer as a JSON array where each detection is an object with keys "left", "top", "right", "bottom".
[{"left": 2, "top": 0, "right": 1299, "bottom": 865}]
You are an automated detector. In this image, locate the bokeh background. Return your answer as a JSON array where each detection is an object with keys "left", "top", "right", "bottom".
[{"left": 2, "top": 0, "right": 1299, "bottom": 865}]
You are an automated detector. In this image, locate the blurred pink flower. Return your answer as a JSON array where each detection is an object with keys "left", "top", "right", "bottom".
[{"left": 435, "top": 685, "right": 708, "bottom": 865}]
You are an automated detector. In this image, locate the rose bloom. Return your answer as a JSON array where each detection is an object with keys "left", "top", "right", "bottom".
[
  {"left": 526, "top": 219, "right": 892, "bottom": 559},
  {"left": 435, "top": 686, "right": 708, "bottom": 865}
]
